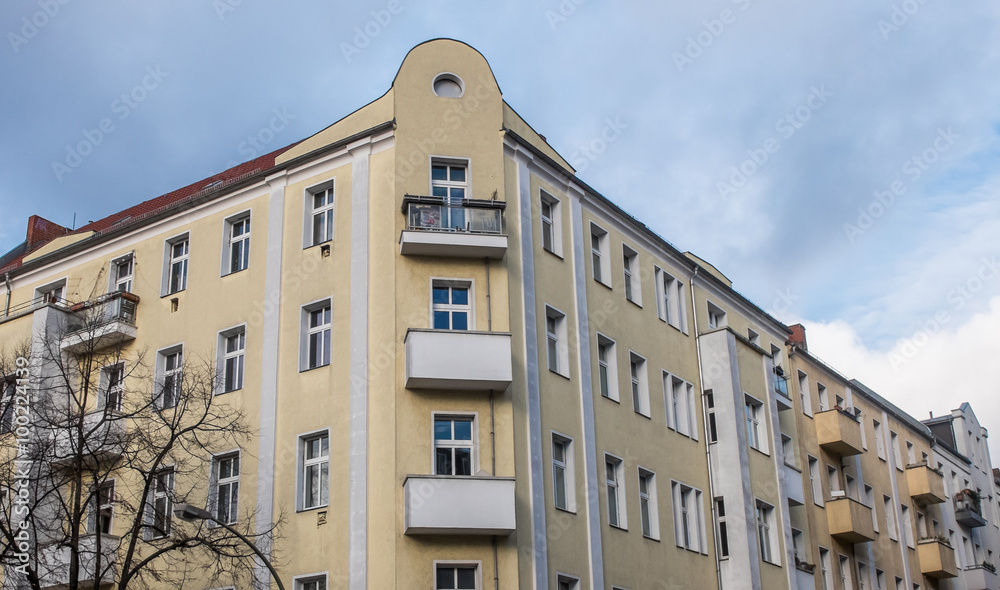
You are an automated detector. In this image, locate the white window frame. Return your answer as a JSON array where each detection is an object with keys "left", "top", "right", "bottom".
[
  {"left": 797, "top": 370, "right": 813, "bottom": 416},
  {"left": 747, "top": 328, "right": 761, "bottom": 345},
  {"left": 210, "top": 451, "right": 240, "bottom": 525},
  {"left": 756, "top": 499, "right": 778, "bottom": 564},
  {"left": 900, "top": 504, "right": 914, "bottom": 548},
  {"left": 147, "top": 467, "right": 174, "bottom": 539},
  {"left": 433, "top": 561, "right": 480, "bottom": 590},
  {"left": 628, "top": 352, "right": 649, "bottom": 417},
  {"left": 297, "top": 430, "right": 330, "bottom": 511},
  {"left": 891, "top": 431, "right": 903, "bottom": 470},
  {"left": 433, "top": 413, "right": 477, "bottom": 477},
  {"left": 858, "top": 561, "right": 869, "bottom": 590},
  {"left": 99, "top": 362, "right": 125, "bottom": 412},
  {"left": 672, "top": 480, "right": 707, "bottom": 553},
  {"left": 706, "top": 300, "right": 727, "bottom": 329},
  {"left": 840, "top": 554, "right": 855, "bottom": 590},
  {"left": 552, "top": 432, "right": 576, "bottom": 513},
  {"left": 155, "top": 344, "right": 183, "bottom": 410},
  {"left": 293, "top": 573, "right": 329, "bottom": 590},
  {"left": 874, "top": 420, "right": 886, "bottom": 460},
  {"left": 221, "top": 210, "right": 251, "bottom": 275},
  {"left": 539, "top": 189, "right": 562, "bottom": 257},
  {"left": 431, "top": 278, "right": 474, "bottom": 331},
  {"left": 664, "top": 372, "right": 697, "bottom": 439},
  {"left": 430, "top": 158, "right": 469, "bottom": 203},
  {"left": 638, "top": 468, "right": 659, "bottom": 540},
  {"left": 884, "top": 495, "right": 897, "bottom": 541},
  {"left": 817, "top": 383, "right": 829, "bottom": 412},
  {"left": 34, "top": 277, "right": 67, "bottom": 304},
  {"left": 865, "top": 484, "right": 879, "bottom": 532},
  {"left": 545, "top": 305, "right": 569, "bottom": 378},
  {"left": 819, "top": 547, "right": 832, "bottom": 590},
  {"left": 654, "top": 266, "right": 688, "bottom": 332},
  {"left": 809, "top": 455, "right": 824, "bottom": 506},
  {"left": 590, "top": 223, "right": 611, "bottom": 287},
  {"left": 744, "top": 394, "right": 767, "bottom": 453},
  {"left": 705, "top": 389, "right": 718, "bottom": 444},
  {"left": 162, "top": 233, "right": 190, "bottom": 296},
  {"left": 622, "top": 244, "right": 640, "bottom": 305},
  {"left": 596, "top": 333, "right": 619, "bottom": 402},
  {"left": 304, "top": 179, "right": 335, "bottom": 248},
  {"left": 300, "top": 299, "right": 332, "bottom": 371},
  {"left": 715, "top": 496, "right": 729, "bottom": 558},
  {"left": 605, "top": 454, "right": 626, "bottom": 529},
  {"left": 217, "top": 324, "right": 246, "bottom": 394},
  {"left": 110, "top": 253, "right": 134, "bottom": 293},
  {"left": 88, "top": 479, "right": 115, "bottom": 535},
  {"left": 556, "top": 574, "right": 580, "bottom": 590}
]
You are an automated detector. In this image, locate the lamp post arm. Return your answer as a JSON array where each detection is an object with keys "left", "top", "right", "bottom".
[{"left": 208, "top": 516, "right": 285, "bottom": 590}]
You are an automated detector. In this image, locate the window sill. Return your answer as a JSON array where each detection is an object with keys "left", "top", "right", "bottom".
[
  {"left": 625, "top": 298, "right": 642, "bottom": 309},
  {"left": 543, "top": 247, "right": 564, "bottom": 260},
  {"left": 600, "top": 395, "right": 620, "bottom": 405},
  {"left": 299, "top": 363, "right": 331, "bottom": 373},
  {"left": 214, "top": 387, "right": 243, "bottom": 396},
  {"left": 634, "top": 411, "right": 651, "bottom": 420},
  {"left": 296, "top": 504, "right": 329, "bottom": 514},
  {"left": 555, "top": 506, "right": 577, "bottom": 515},
  {"left": 642, "top": 535, "right": 660, "bottom": 543},
  {"left": 161, "top": 289, "right": 186, "bottom": 299},
  {"left": 304, "top": 239, "right": 333, "bottom": 251},
  {"left": 548, "top": 367, "right": 571, "bottom": 381},
  {"left": 749, "top": 446, "right": 771, "bottom": 458},
  {"left": 609, "top": 523, "right": 628, "bottom": 532},
  {"left": 593, "top": 277, "right": 613, "bottom": 291}
]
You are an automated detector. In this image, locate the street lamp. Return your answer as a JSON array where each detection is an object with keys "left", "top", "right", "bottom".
[{"left": 173, "top": 503, "right": 285, "bottom": 590}]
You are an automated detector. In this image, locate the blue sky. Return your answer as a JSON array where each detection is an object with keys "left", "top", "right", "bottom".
[{"left": 2, "top": 2, "right": 999, "bottom": 452}]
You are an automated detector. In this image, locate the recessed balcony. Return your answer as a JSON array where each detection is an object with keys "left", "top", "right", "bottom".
[
  {"left": 815, "top": 408, "right": 864, "bottom": 457},
  {"left": 38, "top": 533, "right": 118, "bottom": 590},
  {"left": 916, "top": 538, "right": 958, "bottom": 579},
  {"left": 826, "top": 496, "right": 875, "bottom": 544},
  {"left": 61, "top": 291, "right": 139, "bottom": 354},
  {"left": 784, "top": 463, "right": 805, "bottom": 506},
  {"left": 403, "top": 475, "right": 516, "bottom": 536},
  {"left": 52, "top": 411, "right": 127, "bottom": 469},
  {"left": 404, "top": 329, "right": 512, "bottom": 390},
  {"left": 399, "top": 196, "right": 507, "bottom": 258},
  {"left": 905, "top": 463, "right": 946, "bottom": 504}
]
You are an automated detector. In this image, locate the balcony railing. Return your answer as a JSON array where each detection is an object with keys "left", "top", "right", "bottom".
[
  {"left": 400, "top": 196, "right": 508, "bottom": 258},
  {"left": 963, "top": 563, "right": 998, "bottom": 590},
  {"left": 403, "top": 475, "right": 516, "bottom": 535},
  {"left": 955, "top": 489, "right": 987, "bottom": 528},
  {"left": 773, "top": 366, "right": 790, "bottom": 399},
  {"left": 916, "top": 538, "right": 958, "bottom": 579},
  {"left": 61, "top": 291, "right": 139, "bottom": 353}
]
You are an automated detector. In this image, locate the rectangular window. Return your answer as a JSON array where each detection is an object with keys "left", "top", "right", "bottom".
[
  {"left": 605, "top": 455, "right": 625, "bottom": 528},
  {"left": 797, "top": 370, "right": 812, "bottom": 416},
  {"left": 309, "top": 182, "right": 335, "bottom": 246},
  {"left": 629, "top": 352, "right": 649, "bottom": 417},
  {"left": 301, "top": 433, "right": 329, "bottom": 510},
  {"left": 706, "top": 301, "right": 727, "bottom": 329},
  {"left": 791, "top": 528, "right": 804, "bottom": 562},
  {"left": 900, "top": 504, "right": 913, "bottom": 548},
  {"left": 436, "top": 565, "right": 477, "bottom": 590},
  {"left": 596, "top": 334, "right": 618, "bottom": 401},
  {"left": 672, "top": 481, "right": 706, "bottom": 553},
  {"left": 840, "top": 555, "right": 854, "bottom": 590},
  {"left": 745, "top": 395, "right": 765, "bottom": 452},
  {"left": 213, "top": 453, "right": 240, "bottom": 525},
  {"left": 817, "top": 383, "right": 829, "bottom": 411},
  {"left": 858, "top": 562, "right": 869, "bottom": 590},
  {"left": 556, "top": 575, "right": 579, "bottom": 590},
  {"left": 622, "top": 245, "right": 639, "bottom": 304},
  {"left": 35, "top": 278, "right": 66, "bottom": 305},
  {"left": 432, "top": 161, "right": 467, "bottom": 202},
  {"left": 715, "top": 497, "right": 729, "bottom": 558},
  {"left": 157, "top": 346, "right": 183, "bottom": 409},
  {"left": 665, "top": 373, "right": 696, "bottom": 438},
  {"left": 112, "top": 255, "right": 134, "bottom": 293},
  {"left": 435, "top": 416, "right": 475, "bottom": 476},
  {"left": 705, "top": 390, "right": 717, "bottom": 443},
  {"left": 884, "top": 495, "right": 897, "bottom": 540},
  {"left": 865, "top": 485, "right": 879, "bottom": 532},
  {"left": 539, "top": 190, "right": 561, "bottom": 256},
  {"left": 301, "top": 300, "right": 332, "bottom": 370},
  {"left": 891, "top": 431, "right": 902, "bottom": 470},
  {"left": 747, "top": 328, "right": 760, "bottom": 345},
  {"left": 296, "top": 575, "right": 328, "bottom": 590},
  {"left": 654, "top": 267, "right": 687, "bottom": 331},
  {"left": 0, "top": 382, "right": 13, "bottom": 434},
  {"left": 876, "top": 570, "right": 885, "bottom": 590},
  {"left": 809, "top": 456, "right": 823, "bottom": 506},
  {"left": 756, "top": 499, "right": 776, "bottom": 564},
  {"left": 819, "top": 548, "right": 832, "bottom": 590},
  {"left": 433, "top": 281, "right": 471, "bottom": 330},
  {"left": 874, "top": 420, "right": 886, "bottom": 460},
  {"left": 88, "top": 481, "right": 115, "bottom": 535},
  {"left": 905, "top": 441, "right": 915, "bottom": 465},
  {"left": 590, "top": 223, "right": 610, "bottom": 286},
  {"left": 219, "top": 326, "right": 246, "bottom": 393},
  {"left": 148, "top": 468, "right": 174, "bottom": 539},
  {"left": 545, "top": 306, "right": 568, "bottom": 377},
  {"left": 164, "top": 234, "right": 189, "bottom": 295},
  {"left": 638, "top": 469, "right": 658, "bottom": 539},
  {"left": 552, "top": 434, "right": 575, "bottom": 512},
  {"left": 223, "top": 213, "right": 251, "bottom": 274},
  {"left": 101, "top": 363, "right": 124, "bottom": 412}
]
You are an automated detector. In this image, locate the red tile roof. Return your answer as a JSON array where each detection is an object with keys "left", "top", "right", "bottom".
[{"left": 1, "top": 143, "right": 299, "bottom": 275}]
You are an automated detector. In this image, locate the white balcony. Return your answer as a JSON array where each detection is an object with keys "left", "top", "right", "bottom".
[
  {"left": 962, "top": 564, "right": 999, "bottom": 590},
  {"left": 61, "top": 292, "right": 139, "bottom": 354},
  {"left": 51, "top": 412, "right": 127, "bottom": 469},
  {"left": 38, "top": 534, "right": 118, "bottom": 590},
  {"left": 784, "top": 463, "right": 805, "bottom": 506},
  {"left": 399, "top": 197, "right": 507, "bottom": 259},
  {"left": 404, "top": 329, "right": 512, "bottom": 390},
  {"left": 403, "top": 475, "right": 516, "bottom": 536}
]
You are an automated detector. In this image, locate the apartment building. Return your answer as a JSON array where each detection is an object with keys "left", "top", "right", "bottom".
[{"left": 1, "top": 38, "right": 997, "bottom": 590}]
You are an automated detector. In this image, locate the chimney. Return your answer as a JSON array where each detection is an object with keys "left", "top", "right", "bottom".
[
  {"left": 25, "top": 215, "right": 70, "bottom": 252},
  {"left": 788, "top": 323, "right": 808, "bottom": 350}
]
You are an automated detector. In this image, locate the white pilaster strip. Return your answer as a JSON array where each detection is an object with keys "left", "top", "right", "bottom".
[{"left": 348, "top": 140, "right": 372, "bottom": 590}]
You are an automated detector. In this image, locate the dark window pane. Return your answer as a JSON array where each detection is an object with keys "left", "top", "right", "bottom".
[
  {"left": 455, "top": 448, "right": 472, "bottom": 475},
  {"left": 434, "top": 420, "right": 451, "bottom": 440},
  {"left": 432, "top": 186, "right": 447, "bottom": 198},
  {"left": 456, "top": 567, "right": 475, "bottom": 589},
  {"left": 433, "top": 311, "right": 450, "bottom": 330},
  {"left": 433, "top": 287, "right": 450, "bottom": 304},
  {"left": 435, "top": 448, "right": 452, "bottom": 475},
  {"left": 454, "top": 420, "right": 472, "bottom": 440},
  {"left": 436, "top": 567, "right": 455, "bottom": 589},
  {"left": 432, "top": 166, "right": 448, "bottom": 181},
  {"left": 452, "top": 312, "right": 467, "bottom": 330},
  {"left": 451, "top": 288, "right": 468, "bottom": 305},
  {"left": 450, "top": 167, "right": 466, "bottom": 182}
]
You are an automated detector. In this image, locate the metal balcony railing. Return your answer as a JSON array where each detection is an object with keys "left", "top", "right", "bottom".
[{"left": 404, "top": 198, "right": 504, "bottom": 235}]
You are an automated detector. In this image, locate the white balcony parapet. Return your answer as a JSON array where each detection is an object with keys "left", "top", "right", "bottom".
[
  {"left": 61, "top": 291, "right": 139, "bottom": 354},
  {"left": 404, "top": 329, "right": 512, "bottom": 390},
  {"left": 403, "top": 475, "right": 516, "bottom": 536},
  {"left": 51, "top": 411, "right": 127, "bottom": 469},
  {"left": 399, "top": 196, "right": 507, "bottom": 259},
  {"left": 784, "top": 463, "right": 805, "bottom": 506},
  {"left": 38, "top": 534, "right": 118, "bottom": 590}
]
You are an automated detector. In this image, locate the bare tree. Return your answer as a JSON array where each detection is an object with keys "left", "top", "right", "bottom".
[{"left": 0, "top": 294, "right": 281, "bottom": 590}]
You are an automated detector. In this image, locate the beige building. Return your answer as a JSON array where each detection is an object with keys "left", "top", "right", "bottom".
[{"left": 1, "top": 39, "right": 997, "bottom": 590}]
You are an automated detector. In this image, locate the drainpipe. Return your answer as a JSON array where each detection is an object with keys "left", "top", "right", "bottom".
[
  {"left": 486, "top": 257, "right": 499, "bottom": 590},
  {"left": 3, "top": 273, "right": 11, "bottom": 317},
  {"left": 692, "top": 267, "right": 724, "bottom": 590},
  {"left": 485, "top": 258, "right": 492, "bottom": 331}
]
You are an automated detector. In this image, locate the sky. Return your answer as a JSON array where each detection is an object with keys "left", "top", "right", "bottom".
[{"left": 1, "top": 2, "right": 999, "bottom": 456}]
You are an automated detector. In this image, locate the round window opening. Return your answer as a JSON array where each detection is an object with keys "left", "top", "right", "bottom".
[{"left": 433, "top": 73, "right": 464, "bottom": 98}]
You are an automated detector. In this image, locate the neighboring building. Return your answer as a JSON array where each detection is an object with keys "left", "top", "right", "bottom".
[{"left": 0, "top": 38, "right": 997, "bottom": 590}]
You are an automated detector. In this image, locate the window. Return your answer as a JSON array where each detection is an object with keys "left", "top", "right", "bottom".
[
  {"left": 857, "top": 562, "right": 869, "bottom": 590},
  {"left": 629, "top": 352, "right": 649, "bottom": 417},
  {"left": 596, "top": 334, "right": 618, "bottom": 401},
  {"left": 545, "top": 306, "right": 568, "bottom": 377},
  {"left": 665, "top": 373, "right": 696, "bottom": 438},
  {"left": 706, "top": 301, "right": 726, "bottom": 329},
  {"left": 791, "top": 528, "right": 804, "bottom": 562},
  {"left": 865, "top": 485, "right": 879, "bottom": 532},
  {"left": 891, "top": 431, "right": 902, "bottom": 470},
  {"left": 622, "top": 245, "right": 639, "bottom": 304},
  {"left": 301, "top": 300, "right": 332, "bottom": 370},
  {"left": 817, "top": 383, "right": 829, "bottom": 411},
  {"left": 654, "top": 267, "right": 687, "bottom": 331},
  {"left": 884, "top": 495, "right": 897, "bottom": 540},
  {"left": 295, "top": 575, "right": 328, "bottom": 590},
  {"left": 435, "top": 416, "right": 474, "bottom": 476},
  {"left": 638, "top": 469, "right": 659, "bottom": 539},
  {"left": 0, "top": 382, "right": 13, "bottom": 433},
  {"left": 432, "top": 160, "right": 468, "bottom": 231},
  {"left": 436, "top": 564, "right": 477, "bottom": 590},
  {"left": 875, "top": 569, "right": 885, "bottom": 590},
  {"left": 219, "top": 326, "right": 246, "bottom": 393},
  {"left": 163, "top": 234, "right": 189, "bottom": 295},
  {"left": 35, "top": 278, "right": 66, "bottom": 304},
  {"left": 714, "top": 497, "right": 729, "bottom": 558},
  {"left": 101, "top": 363, "right": 124, "bottom": 412},
  {"left": 539, "top": 190, "right": 561, "bottom": 256},
  {"left": 308, "top": 181, "right": 335, "bottom": 246},
  {"left": 157, "top": 346, "right": 183, "bottom": 409},
  {"left": 828, "top": 464, "right": 841, "bottom": 495},
  {"left": 895, "top": 578, "right": 903, "bottom": 590},
  {"left": 223, "top": 213, "right": 251, "bottom": 274},
  {"left": 590, "top": 223, "right": 610, "bottom": 286},
  {"left": 747, "top": 328, "right": 760, "bottom": 345},
  {"left": 111, "top": 255, "right": 133, "bottom": 292},
  {"left": 552, "top": 434, "right": 575, "bottom": 512},
  {"left": 905, "top": 441, "right": 915, "bottom": 465},
  {"left": 300, "top": 432, "right": 329, "bottom": 510},
  {"left": 672, "top": 481, "right": 706, "bottom": 553},
  {"left": 756, "top": 499, "right": 776, "bottom": 564},
  {"left": 148, "top": 468, "right": 174, "bottom": 539},
  {"left": 874, "top": 420, "right": 886, "bottom": 460},
  {"left": 809, "top": 456, "right": 823, "bottom": 506},
  {"left": 605, "top": 455, "right": 625, "bottom": 528},
  {"left": 705, "top": 390, "right": 717, "bottom": 443},
  {"left": 433, "top": 281, "right": 471, "bottom": 330},
  {"left": 556, "top": 575, "right": 579, "bottom": 590},
  {"left": 900, "top": 504, "right": 913, "bottom": 548},
  {"left": 88, "top": 481, "right": 114, "bottom": 534},
  {"left": 797, "top": 370, "right": 812, "bottom": 415},
  {"left": 819, "top": 548, "right": 832, "bottom": 590},
  {"left": 840, "top": 555, "right": 854, "bottom": 590},
  {"left": 211, "top": 453, "right": 240, "bottom": 525},
  {"left": 745, "top": 395, "right": 765, "bottom": 452}
]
